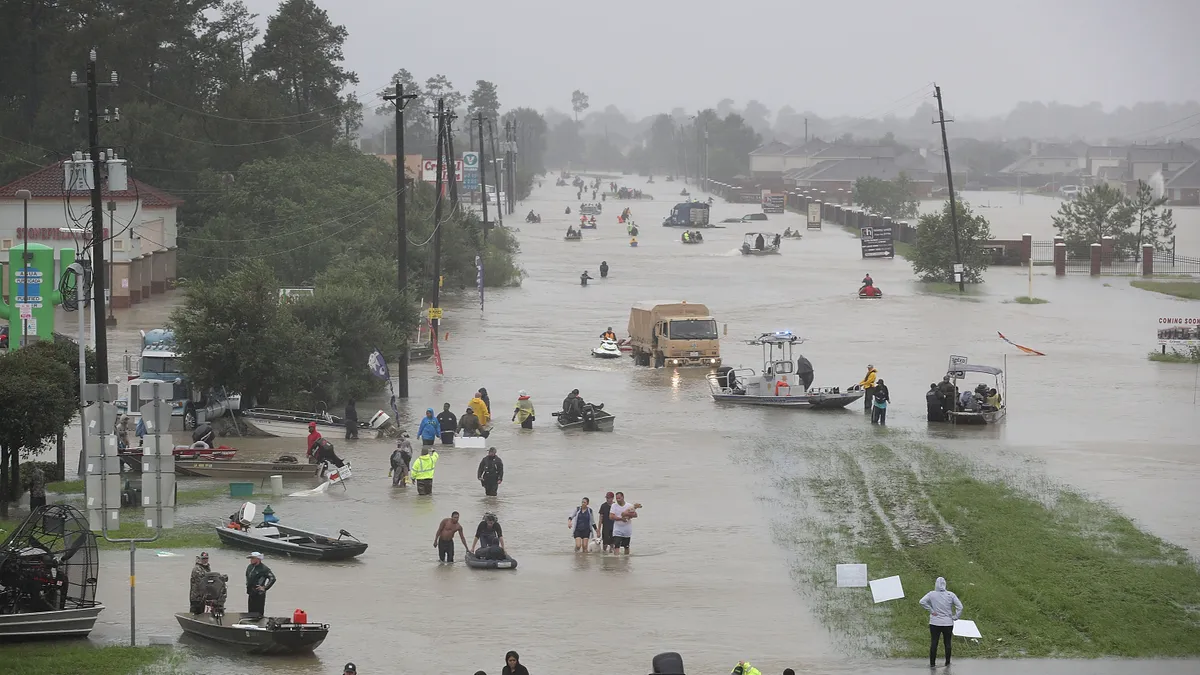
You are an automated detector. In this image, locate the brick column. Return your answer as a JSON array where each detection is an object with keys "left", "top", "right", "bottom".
[
  {"left": 1054, "top": 242, "right": 1066, "bottom": 276},
  {"left": 1142, "top": 244, "right": 1154, "bottom": 277},
  {"left": 1100, "top": 235, "right": 1114, "bottom": 267},
  {"left": 1090, "top": 243, "right": 1101, "bottom": 276},
  {"left": 1021, "top": 233, "right": 1032, "bottom": 265}
]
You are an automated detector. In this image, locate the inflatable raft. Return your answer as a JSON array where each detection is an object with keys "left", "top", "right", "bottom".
[{"left": 465, "top": 551, "right": 517, "bottom": 570}]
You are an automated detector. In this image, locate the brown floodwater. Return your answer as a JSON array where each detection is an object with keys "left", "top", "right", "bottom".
[{"left": 43, "top": 178, "right": 1200, "bottom": 674}]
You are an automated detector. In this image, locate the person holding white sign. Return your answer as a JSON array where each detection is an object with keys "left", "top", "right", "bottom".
[{"left": 919, "top": 576, "right": 964, "bottom": 667}]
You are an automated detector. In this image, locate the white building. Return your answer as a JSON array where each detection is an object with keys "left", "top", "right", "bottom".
[{"left": 0, "top": 158, "right": 181, "bottom": 308}]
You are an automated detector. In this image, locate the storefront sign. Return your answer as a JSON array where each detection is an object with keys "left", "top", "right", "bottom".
[
  {"left": 1157, "top": 317, "right": 1200, "bottom": 346},
  {"left": 860, "top": 225, "right": 895, "bottom": 259}
]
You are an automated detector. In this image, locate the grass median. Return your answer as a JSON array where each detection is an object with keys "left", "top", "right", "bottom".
[
  {"left": 1130, "top": 280, "right": 1200, "bottom": 300},
  {"left": 766, "top": 434, "right": 1200, "bottom": 658},
  {"left": 0, "top": 643, "right": 180, "bottom": 675}
]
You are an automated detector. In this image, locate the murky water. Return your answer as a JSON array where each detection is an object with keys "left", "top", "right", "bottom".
[{"left": 62, "top": 177, "right": 1200, "bottom": 673}]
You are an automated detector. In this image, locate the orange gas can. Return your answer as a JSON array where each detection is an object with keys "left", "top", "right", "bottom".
[{"left": 293, "top": 609, "right": 307, "bottom": 624}]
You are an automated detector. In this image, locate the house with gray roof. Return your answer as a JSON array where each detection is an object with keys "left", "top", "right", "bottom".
[{"left": 1164, "top": 160, "right": 1200, "bottom": 205}]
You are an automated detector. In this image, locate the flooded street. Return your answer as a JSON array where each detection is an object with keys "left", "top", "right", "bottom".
[{"left": 79, "top": 178, "right": 1200, "bottom": 674}]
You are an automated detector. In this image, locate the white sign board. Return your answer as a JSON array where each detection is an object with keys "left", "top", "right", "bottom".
[
  {"left": 953, "top": 619, "right": 982, "bottom": 639},
  {"left": 836, "top": 564, "right": 869, "bottom": 588},
  {"left": 869, "top": 575, "right": 905, "bottom": 603},
  {"left": 948, "top": 354, "right": 968, "bottom": 370},
  {"left": 421, "top": 159, "right": 464, "bottom": 182},
  {"left": 462, "top": 152, "right": 479, "bottom": 170},
  {"left": 17, "top": 303, "right": 32, "bottom": 320},
  {"left": 807, "top": 202, "right": 822, "bottom": 225}
]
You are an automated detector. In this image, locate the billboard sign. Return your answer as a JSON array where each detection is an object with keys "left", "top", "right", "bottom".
[
  {"left": 860, "top": 224, "right": 895, "bottom": 258},
  {"left": 421, "top": 159, "right": 464, "bottom": 182},
  {"left": 807, "top": 203, "right": 822, "bottom": 229},
  {"left": 1157, "top": 317, "right": 1200, "bottom": 346},
  {"left": 761, "top": 192, "right": 786, "bottom": 214}
]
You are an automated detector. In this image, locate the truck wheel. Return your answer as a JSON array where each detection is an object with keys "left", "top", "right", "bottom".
[{"left": 654, "top": 353, "right": 665, "bottom": 368}]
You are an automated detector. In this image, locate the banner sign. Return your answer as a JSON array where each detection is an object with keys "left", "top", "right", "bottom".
[
  {"left": 1157, "top": 317, "right": 1200, "bottom": 346},
  {"left": 860, "top": 224, "right": 895, "bottom": 259}
]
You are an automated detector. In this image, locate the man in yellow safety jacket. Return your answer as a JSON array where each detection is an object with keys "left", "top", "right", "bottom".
[
  {"left": 411, "top": 446, "right": 439, "bottom": 496},
  {"left": 858, "top": 363, "right": 878, "bottom": 412},
  {"left": 731, "top": 661, "right": 761, "bottom": 675}
]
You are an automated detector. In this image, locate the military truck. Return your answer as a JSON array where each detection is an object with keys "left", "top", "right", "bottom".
[{"left": 627, "top": 302, "right": 722, "bottom": 368}]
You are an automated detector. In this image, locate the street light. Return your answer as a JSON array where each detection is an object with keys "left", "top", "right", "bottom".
[{"left": 15, "top": 188, "right": 31, "bottom": 348}]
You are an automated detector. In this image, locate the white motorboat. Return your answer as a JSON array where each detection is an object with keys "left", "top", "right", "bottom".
[
  {"left": 943, "top": 357, "right": 1007, "bottom": 425},
  {"left": 741, "top": 232, "right": 782, "bottom": 255},
  {"left": 240, "top": 408, "right": 391, "bottom": 439},
  {"left": 706, "top": 331, "right": 863, "bottom": 409},
  {"left": 591, "top": 339, "right": 623, "bottom": 359}
]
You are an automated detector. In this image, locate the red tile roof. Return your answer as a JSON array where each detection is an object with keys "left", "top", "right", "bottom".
[{"left": 0, "top": 161, "right": 184, "bottom": 207}]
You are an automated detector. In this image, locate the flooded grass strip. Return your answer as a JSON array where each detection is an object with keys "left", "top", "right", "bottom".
[
  {"left": 0, "top": 517, "right": 218, "bottom": 550},
  {"left": 1148, "top": 346, "right": 1200, "bottom": 363},
  {"left": 768, "top": 434, "right": 1200, "bottom": 658},
  {"left": 0, "top": 643, "right": 179, "bottom": 675},
  {"left": 1012, "top": 296, "right": 1049, "bottom": 304},
  {"left": 1130, "top": 280, "right": 1200, "bottom": 300}
]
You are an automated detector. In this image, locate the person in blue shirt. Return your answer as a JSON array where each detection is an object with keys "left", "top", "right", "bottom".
[{"left": 417, "top": 408, "right": 441, "bottom": 447}]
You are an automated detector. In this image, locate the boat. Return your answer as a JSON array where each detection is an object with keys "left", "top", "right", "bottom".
[
  {"left": 706, "top": 331, "right": 863, "bottom": 409},
  {"left": 176, "top": 459, "right": 318, "bottom": 479},
  {"left": 616, "top": 338, "right": 633, "bottom": 354},
  {"left": 175, "top": 611, "right": 329, "bottom": 654},
  {"left": 858, "top": 286, "right": 883, "bottom": 299},
  {"left": 553, "top": 404, "right": 616, "bottom": 431},
  {"left": 580, "top": 203, "right": 602, "bottom": 216},
  {"left": 680, "top": 231, "right": 705, "bottom": 244},
  {"left": 580, "top": 219, "right": 598, "bottom": 230},
  {"left": 465, "top": 551, "right": 517, "bottom": 570},
  {"left": 741, "top": 232, "right": 781, "bottom": 255},
  {"left": 118, "top": 445, "right": 238, "bottom": 472},
  {"left": 216, "top": 503, "right": 368, "bottom": 561},
  {"left": 0, "top": 505, "right": 105, "bottom": 641},
  {"left": 591, "top": 339, "right": 623, "bottom": 359},
  {"left": 564, "top": 232, "right": 583, "bottom": 241},
  {"left": 782, "top": 231, "right": 803, "bottom": 240},
  {"left": 239, "top": 407, "right": 390, "bottom": 439},
  {"left": 629, "top": 239, "right": 638, "bottom": 247},
  {"left": 409, "top": 341, "right": 433, "bottom": 361},
  {"left": 944, "top": 358, "right": 1007, "bottom": 425}
]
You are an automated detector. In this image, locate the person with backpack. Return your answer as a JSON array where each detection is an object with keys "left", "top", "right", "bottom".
[
  {"left": 477, "top": 447, "right": 504, "bottom": 496},
  {"left": 567, "top": 497, "right": 598, "bottom": 552},
  {"left": 390, "top": 434, "right": 413, "bottom": 487}
]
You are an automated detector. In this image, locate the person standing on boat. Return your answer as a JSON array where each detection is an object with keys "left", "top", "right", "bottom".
[
  {"left": 343, "top": 398, "right": 358, "bottom": 440},
  {"left": 511, "top": 391, "right": 535, "bottom": 429},
  {"left": 244, "top": 552, "right": 276, "bottom": 619},
  {"left": 189, "top": 552, "right": 211, "bottom": 614},
  {"left": 926, "top": 384, "right": 945, "bottom": 422},
  {"left": 796, "top": 355, "right": 814, "bottom": 391},
  {"left": 858, "top": 364, "right": 878, "bottom": 411},
  {"left": 433, "top": 511, "right": 468, "bottom": 562},
  {"left": 306, "top": 422, "right": 322, "bottom": 461},
  {"left": 417, "top": 408, "right": 441, "bottom": 448},
  {"left": 436, "top": 403, "right": 458, "bottom": 444},
  {"left": 477, "top": 447, "right": 504, "bottom": 496},
  {"left": 936, "top": 376, "right": 956, "bottom": 415},
  {"left": 871, "top": 379, "right": 890, "bottom": 424},
  {"left": 411, "top": 446, "right": 439, "bottom": 495}
]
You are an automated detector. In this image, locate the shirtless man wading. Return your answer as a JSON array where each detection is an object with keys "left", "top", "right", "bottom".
[{"left": 434, "top": 511, "right": 469, "bottom": 563}]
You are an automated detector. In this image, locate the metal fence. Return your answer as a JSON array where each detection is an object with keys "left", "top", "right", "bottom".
[
  {"left": 1153, "top": 252, "right": 1200, "bottom": 275},
  {"left": 1031, "top": 240, "right": 1055, "bottom": 264}
]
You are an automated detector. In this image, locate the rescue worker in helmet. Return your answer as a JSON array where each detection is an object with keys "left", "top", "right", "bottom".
[{"left": 601, "top": 327, "right": 617, "bottom": 341}]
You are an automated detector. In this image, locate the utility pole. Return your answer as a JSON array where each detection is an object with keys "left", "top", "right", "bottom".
[
  {"left": 106, "top": 201, "right": 117, "bottom": 327},
  {"left": 446, "top": 109, "right": 459, "bottom": 210},
  {"left": 430, "top": 99, "right": 446, "bottom": 342},
  {"left": 488, "top": 118, "right": 504, "bottom": 229},
  {"left": 804, "top": 117, "right": 808, "bottom": 143},
  {"left": 476, "top": 113, "right": 492, "bottom": 242},
  {"left": 934, "top": 84, "right": 965, "bottom": 293},
  {"left": 71, "top": 48, "right": 118, "bottom": 384},
  {"left": 382, "top": 82, "right": 417, "bottom": 397}
]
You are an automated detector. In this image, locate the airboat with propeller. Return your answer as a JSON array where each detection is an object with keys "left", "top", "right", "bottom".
[
  {"left": 706, "top": 331, "right": 863, "bottom": 409},
  {"left": 0, "top": 505, "right": 104, "bottom": 640}
]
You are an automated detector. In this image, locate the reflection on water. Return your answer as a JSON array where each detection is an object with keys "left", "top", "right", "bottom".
[{"left": 64, "top": 177, "right": 1200, "bottom": 674}]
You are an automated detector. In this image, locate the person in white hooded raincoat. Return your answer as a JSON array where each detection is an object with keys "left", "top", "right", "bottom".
[{"left": 919, "top": 576, "right": 963, "bottom": 667}]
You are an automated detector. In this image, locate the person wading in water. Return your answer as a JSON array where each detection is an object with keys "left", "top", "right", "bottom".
[{"left": 434, "top": 511, "right": 469, "bottom": 563}]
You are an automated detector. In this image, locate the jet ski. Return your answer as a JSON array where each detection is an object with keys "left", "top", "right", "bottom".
[
  {"left": 592, "top": 339, "right": 622, "bottom": 359},
  {"left": 858, "top": 285, "right": 883, "bottom": 298}
]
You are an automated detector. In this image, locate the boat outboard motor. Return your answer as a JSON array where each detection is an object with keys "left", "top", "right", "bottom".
[
  {"left": 202, "top": 572, "right": 229, "bottom": 618},
  {"left": 192, "top": 423, "right": 215, "bottom": 449},
  {"left": 651, "top": 651, "right": 686, "bottom": 674},
  {"left": 715, "top": 366, "right": 733, "bottom": 390}
]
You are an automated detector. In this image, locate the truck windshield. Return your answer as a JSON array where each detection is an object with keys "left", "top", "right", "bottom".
[
  {"left": 142, "top": 357, "right": 181, "bottom": 374},
  {"left": 669, "top": 319, "right": 718, "bottom": 340}
]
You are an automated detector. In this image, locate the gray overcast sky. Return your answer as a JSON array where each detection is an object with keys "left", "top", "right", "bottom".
[{"left": 246, "top": 0, "right": 1199, "bottom": 118}]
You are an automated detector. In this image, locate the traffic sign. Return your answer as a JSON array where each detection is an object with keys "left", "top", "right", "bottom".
[
  {"left": 427, "top": 307, "right": 444, "bottom": 320},
  {"left": 463, "top": 152, "right": 479, "bottom": 169}
]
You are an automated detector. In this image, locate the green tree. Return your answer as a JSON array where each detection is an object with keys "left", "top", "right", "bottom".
[
  {"left": 250, "top": 0, "right": 359, "bottom": 131},
  {"left": 1127, "top": 180, "right": 1175, "bottom": 254},
  {"left": 571, "top": 90, "right": 590, "bottom": 121},
  {"left": 468, "top": 80, "right": 501, "bottom": 120},
  {"left": 169, "top": 260, "right": 320, "bottom": 406},
  {"left": 546, "top": 119, "right": 584, "bottom": 168},
  {"left": 911, "top": 200, "right": 993, "bottom": 283},
  {"left": 0, "top": 350, "right": 75, "bottom": 517},
  {"left": 424, "top": 74, "right": 464, "bottom": 113},
  {"left": 1051, "top": 183, "right": 1132, "bottom": 257},
  {"left": 854, "top": 174, "right": 919, "bottom": 219}
]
